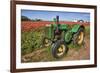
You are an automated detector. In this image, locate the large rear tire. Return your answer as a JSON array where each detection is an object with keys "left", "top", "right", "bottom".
[
  {"left": 51, "top": 40, "right": 68, "bottom": 58},
  {"left": 73, "top": 27, "right": 85, "bottom": 45}
]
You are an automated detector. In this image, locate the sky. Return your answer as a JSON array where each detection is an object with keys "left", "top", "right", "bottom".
[{"left": 21, "top": 9, "right": 90, "bottom": 22}]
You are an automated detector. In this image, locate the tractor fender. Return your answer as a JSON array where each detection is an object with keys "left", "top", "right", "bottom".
[
  {"left": 71, "top": 24, "right": 85, "bottom": 33},
  {"left": 64, "top": 31, "right": 73, "bottom": 43}
]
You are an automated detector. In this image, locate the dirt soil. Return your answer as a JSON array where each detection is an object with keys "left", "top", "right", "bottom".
[
  {"left": 62, "top": 38, "right": 90, "bottom": 61},
  {"left": 21, "top": 37, "right": 90, "bottom": 62}
]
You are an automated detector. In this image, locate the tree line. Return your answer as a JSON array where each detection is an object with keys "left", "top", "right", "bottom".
[{"left": 21, "top": 16, "right": 43, "bottom": 21}]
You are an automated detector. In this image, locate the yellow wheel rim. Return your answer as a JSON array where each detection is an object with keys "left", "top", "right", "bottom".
[
  {"left": 78, "top": 32, "right": 84, "bottom": 45},
  {"left": 44, "top": 38, "right": 50, "bottom": 46},
  {"left": 57, "top": 44, "right": 66, "bottom": 56},
  {"left": 45, "top": 39, "right": 49, "bottom": 43}
]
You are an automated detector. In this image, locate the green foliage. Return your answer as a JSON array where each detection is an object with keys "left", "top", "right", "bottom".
[
  {"left": 21, "top": 27, "right": 45, "bottom": 55},
  {"left": 68, "top": 43, "right": 82, "bottom": 50}
]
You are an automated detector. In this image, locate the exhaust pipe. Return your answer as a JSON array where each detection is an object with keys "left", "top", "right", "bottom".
[{"left": 56, "top": 16, "right": 59, "bottom": 25}]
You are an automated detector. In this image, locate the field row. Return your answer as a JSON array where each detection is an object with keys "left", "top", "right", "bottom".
[{"left": 21, "top": 21, "right": 90, "bottom": 31}]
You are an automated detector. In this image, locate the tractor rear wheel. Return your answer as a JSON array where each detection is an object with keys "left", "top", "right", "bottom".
[
  {"left": 73, "top": 27, "right": 85, "bottom": 45},
  {"left": 51, "top": 40, "right": 68, "bottom": 58}
]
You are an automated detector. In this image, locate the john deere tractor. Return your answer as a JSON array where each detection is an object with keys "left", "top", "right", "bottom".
[{"left": 43, "top": 16, "right": 85, "bottom": 58}]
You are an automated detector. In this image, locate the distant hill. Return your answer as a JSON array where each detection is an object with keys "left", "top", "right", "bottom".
[
  {"left": 21, "top": 16, "right": 43, "bottom": 21},
  {"left": 21, "top": 16, "right": 31, "bottom": 21}
]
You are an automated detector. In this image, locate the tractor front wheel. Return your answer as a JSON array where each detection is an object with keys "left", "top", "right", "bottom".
[
  {"left": 43, "top": 38, "right": 51, "bottom": 47},
  {"left": 51, "top": 40, "right": 68, "bottom": 58}
]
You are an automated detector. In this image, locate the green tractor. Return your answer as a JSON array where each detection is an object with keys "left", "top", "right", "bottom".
[{"left": 43, "top": 16, "right": 85, "bottom": 58}]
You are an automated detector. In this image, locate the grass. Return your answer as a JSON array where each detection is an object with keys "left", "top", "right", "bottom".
[
  {"left": 21, "top": 27, "right": 45, "bottom": 55},
  {"left": 68, "top": 43, "right": 82, "bottom": 50},
  {"left": 85, "top": 26, "right": 90, "bottom": 38}
]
